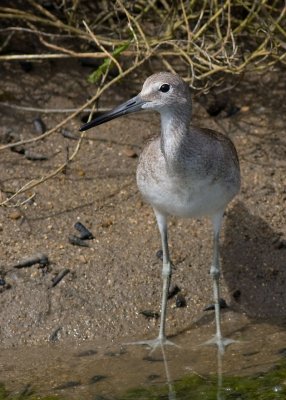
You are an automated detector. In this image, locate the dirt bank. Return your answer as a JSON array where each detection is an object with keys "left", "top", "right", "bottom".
[{"left": 0, "top": 60, "right": 285, "bottom": 349}]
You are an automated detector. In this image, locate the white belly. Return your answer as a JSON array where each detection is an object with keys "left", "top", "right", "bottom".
[
  {"left": 136, "top": 135, "right": 240, "bottom": 218},
  {"left": 137, "top": 173, "right": 235, "bottom": 218}
]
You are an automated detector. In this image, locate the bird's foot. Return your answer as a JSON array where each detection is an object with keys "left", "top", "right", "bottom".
[
  {"left": 123, "top": 336, "right": 179, "bottom": 352},
  {"left": 202, "top": 335, "right": 237, "bottom": 355}
]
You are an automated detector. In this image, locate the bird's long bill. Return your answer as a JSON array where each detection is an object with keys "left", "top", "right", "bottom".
[{"left": 79, "top": 95, "right": 146, "bottom": 132}]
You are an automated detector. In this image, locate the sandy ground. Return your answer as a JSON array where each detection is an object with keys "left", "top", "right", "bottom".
[{"left": 0, "top": 59, "right": 286, "bottom": 352}]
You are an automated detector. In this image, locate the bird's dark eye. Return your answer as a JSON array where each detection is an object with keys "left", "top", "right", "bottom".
[{"left": 159, "top": 84, "right": 170, "bottom": 93}]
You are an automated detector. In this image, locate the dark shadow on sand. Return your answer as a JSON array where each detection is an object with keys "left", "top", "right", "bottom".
[{"left": 221, "top": 201, "right": 286, "bottom": 322}]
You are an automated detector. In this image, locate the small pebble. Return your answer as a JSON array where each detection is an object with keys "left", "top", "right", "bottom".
[
  {"left": 13, "top": 253, "right": 49, "bottom": 268},
  {"left": 122, "top": 147, "right": 137, "bottom": 158},
  {"left": 203, "top": 298, "right": 227, "bottom": 311},
  {"left": 74, "top": 222, "right": 94, "bottom": 240},
  {"left": 33, "top": 117, "right": 46, "bottom": 134},
  {"left": 30, "top": 269, "right": 41, "bottom": 279},
  {"left": 68, "top": 234, "right": 90, "bottom": 247},
  {"left": 51, "top": 269, "right": 70, "bottom": 287},
  {"left": 24, "top": 149, "right": 48, "bottom": 161},
  {"left": 175, "top": 293, "right": 187, "bottom": 308},
  {"left": 49, "top": 327, "right": 62, "bottom": 342},
  {"left": 10, "top": 145, "right": 25, "bottom": 155},
  {"left": 139, "top": 310, "right": 160, "bottom": 319},
  {"left": 77, "top": 169, "right": 86, "bottom": 177},
  {"left": 61, "top": 129, "right": 79, "bottom": 140},
  {"left": 168, "top": 284, "right": 181, "bottom": 299},
  {"left": 101, "top": 219, "right": 113, "bottom": 228},
  {"left": 240, "top": 106, "right": 250, "bottom": 112},
  {"left": 8, "top": 210, "right": 22, "bottom": 220},
  {"left": 0, "top": 278, "right": 6, "bottom": 286}
]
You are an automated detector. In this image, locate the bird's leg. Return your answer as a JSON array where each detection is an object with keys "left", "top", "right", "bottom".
[
  {"left": 211, "top": 223, "right": 224, "bottom": 350},
  {"left": 124, "top": 210, "right": 177, "bottom": 351},
  {"left": 148, "top": 210, "right": 178, "bottom": 348},
  {"left": 148, "top": 209, "right": 177, "bottom": 349},
  {"left": 157, "top": 211, "right": 172, "bottom": 341},
  {"left": 204, "top": 213, "right": 236, "bottom": 354}
]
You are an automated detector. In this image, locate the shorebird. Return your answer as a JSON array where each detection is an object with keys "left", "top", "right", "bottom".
[{"left": 80, "top": 72, "right": 240, "bottom": 354}]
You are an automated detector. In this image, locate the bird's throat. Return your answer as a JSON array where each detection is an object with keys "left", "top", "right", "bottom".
[{"left": 160, "top": 108, "right": 191, "bottom": 170}]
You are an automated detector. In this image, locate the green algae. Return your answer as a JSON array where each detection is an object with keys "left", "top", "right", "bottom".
[
  {"left": 1, "top": 359, "right": 286, "bottom": 400},
  {"left": 119, "top": 358, "right": 286, "bottom": 400}
]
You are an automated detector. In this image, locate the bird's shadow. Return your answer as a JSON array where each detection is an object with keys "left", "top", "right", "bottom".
[{"left": 221, "top": 201, "right": 286, "bottom": 323}]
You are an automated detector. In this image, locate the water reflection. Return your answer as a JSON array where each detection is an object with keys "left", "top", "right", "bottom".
[
  {"left": 161, "top": 345, "right": 176, "bottom": 400},
  {"left": 153, "top": 344, "right": 225, "bottom": 400},
  {"left": 216, "top": 350, "right": 223, "bottom": 400},
  {"left": 1, "top": 319, "right": 286, "bottom": 399}
]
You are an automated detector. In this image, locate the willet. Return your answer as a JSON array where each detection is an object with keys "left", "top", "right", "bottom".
[{"left": 80, "top": 72, "right": 240, "bottom": 354}]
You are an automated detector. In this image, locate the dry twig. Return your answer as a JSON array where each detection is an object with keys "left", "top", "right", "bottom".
[{"left": 0, "top": 0, "right": 285, "bottom": 206}]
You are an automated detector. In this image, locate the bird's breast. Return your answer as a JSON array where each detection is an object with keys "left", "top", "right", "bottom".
[{"left": 136, "top": 138, "right": 239, "bottom": 218}]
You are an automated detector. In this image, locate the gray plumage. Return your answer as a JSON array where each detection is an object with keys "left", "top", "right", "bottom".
[{"left": 80, "top": 72, "right": 241, "bottom": 354}]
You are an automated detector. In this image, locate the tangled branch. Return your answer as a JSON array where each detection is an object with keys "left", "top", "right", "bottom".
[{"left": 0, "top": 0, "right": 285, "bottom": 206}]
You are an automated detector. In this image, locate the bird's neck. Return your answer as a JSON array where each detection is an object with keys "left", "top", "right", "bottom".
[{"left": 160, "top": 107, "right": 192, "bottom": 169}]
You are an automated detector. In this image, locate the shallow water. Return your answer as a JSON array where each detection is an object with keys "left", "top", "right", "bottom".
[{"left": 1, "top": 315, "right": 286, "bottom": 399}]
